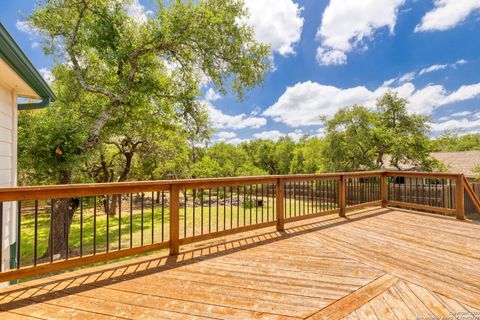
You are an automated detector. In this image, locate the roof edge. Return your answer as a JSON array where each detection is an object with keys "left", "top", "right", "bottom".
[{"left": 0, "top": 22, "right": 56, "bottom": 107}]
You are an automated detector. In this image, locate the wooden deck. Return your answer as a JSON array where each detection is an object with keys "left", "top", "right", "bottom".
[{"left": 0, "top": 207, "right": 479, "bottom": 319}]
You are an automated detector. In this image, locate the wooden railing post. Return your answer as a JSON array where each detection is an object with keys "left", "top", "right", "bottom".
[
  {"left": 276, "top": 178, "right": 285, "bottom": 231},
  {"left": 169, "top": 184, "right": 180, "bottom": 255},
  {"left": 456, "top": 174, "right": 465, "bottom": 220},
  {"left": 339, "top": 175, "right": 346, "bottom": 217},
  {"left": 381, "top": 172, "right": 388, "bottom": 208}
]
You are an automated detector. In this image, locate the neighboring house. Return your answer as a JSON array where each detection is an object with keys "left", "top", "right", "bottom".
[
  {"left": 384, "top": 151, "right": 480, "bottom": 181},
  {"left": 430, "top": 151, "right": 480, "bottom": 180},
  {"left": 0, "top": 23, "right": 55, "bottom": 274}
]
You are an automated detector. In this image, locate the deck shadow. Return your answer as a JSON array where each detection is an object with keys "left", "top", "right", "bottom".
[{"left": 0, "top": 207, "right": 391, "bottom": 312}]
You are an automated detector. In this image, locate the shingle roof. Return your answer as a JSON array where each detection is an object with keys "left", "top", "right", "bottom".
[
  {"left": 383, "top": 151, "right": 480, "bottom": 177},
  {"left": 430, "top": 151, "right": 480, "bottom": 178}
]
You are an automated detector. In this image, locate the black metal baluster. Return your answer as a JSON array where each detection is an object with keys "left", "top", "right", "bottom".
[
  {"left": 17, "top": 201, "right": 21, "bottom": 269},
  {"left": 209, "top": 188, "right": 212, "bottom": 233},
  {"left": 224, "top": 187, "right": 227, "bottom": 229},
  {"left": 50, "top": 200, "right": 54, "bottom": 262},
  {"left": 289, "top": 182, "right": 292, "bottom": 218},
  {"left": 261, "top": 184, "right": 264, "bottom": 223},
  {"left": 129, "top": 194, "right": 133, "bottom": 248},
  {"left": 201, "top": 189, "right": 204, "bottom": 235},
  {"left": 217, "top": 187, "right": 220, "bottom": 232},
  {"left": 140, "top": 193, "right": 144, "bottom": 246},
  {"left": 106, "top": 196, "right": 110, "bottom": 253},
  {"left": 249, "top": 185, "right": 252, "bottom": 224},
  {"left": 243, "top": 186, "right": 246, "bottom": 226},
  {"left": 151, "top": 192, "right": 154, "bottom": 244},
  {"left": 161, "top": 191, "right": 165, "bottom": 242},
  {"left": 184, "top": 190, "right": 187, "bottom": 237},
  {"left": 119, "top": 195, "right": 122, "bottom": 249},
  {"left": 293, "top": 182, "right": 297, "bottom": 217},
  {"left": 237, "top": 186, "right": 240, "bottom": 227},
  {"left": 93, "top": 197, "right": 97, "bottom": 254},
  {"left": 255, "top": 185, "right": 258, "bottom": 224},
  {"left": 192, "top": 190, "right": 196, "bottom": 236},
  {"left": 65, "top": 199, "right": 69, "bottom": 260},
  {"left": 80, "top": 198, "right": 83, "bottom": 257},
  {"left": 34, "top": 200, "right": 38, "bottom": 266},
  {"left": 230, "top": 186, "right": 233, "bottom": 229},
  {"left": 266, "top": 185, "right": 270, "bottom": 221}
]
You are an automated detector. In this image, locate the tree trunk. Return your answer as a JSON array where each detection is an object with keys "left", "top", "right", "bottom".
[
  {"left": 40, "top": 170, "right": 80, "bottom": 261},
  {"left": 105, "top": 152, "right": 134, "bottom": 216}
]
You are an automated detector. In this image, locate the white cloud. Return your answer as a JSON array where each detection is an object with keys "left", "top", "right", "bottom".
[
  {"left": 287, "top": 129, "right": 305, "bottom": 142},
  {"left": 430, "top": 117, "right": 480, "bottom": 133},
  {"left": 316, "top": 48, "right": 347, "bottom": 66},
  {"left": 316, "top": 0, "right": 405, "bottom": 65},
  {"left": 263, "top": 81, "right": 375, "bottom": 127},
  {"left": 16, "top": 20, "right": 43, "bottom": 48},
  {"left": 206, "top": 103, "right": 267, "bottom": 130},
  {"left": 205, "top": 88, "right": 221, "bottom": 102},
  {"left": 214, "top": 131, "right": 248, "bottom": 145},
  {"left": 456, "top": 59, "right": 468, "bottom": 65},
  {"left": 253, "top": 130, "right": 284, "bottom": 141},
  {"left": 264, "top": 80, "right": 480, "bottom": 127},
  {"left": 415, "top": 0, "right": 480, "bottom": 32},
  {"left": 419, "top": 64, "right": 448, "bottom": 75},
  {"left": 253, "top": 129, "right": 305, "bottom": 141},
  {"left": 398, "top": 72, "right": 416, "bottom": 83},
  {"left": 126, "top": 0, "right": 153, "bottom": 24},
  {"left": 244, "top": 0, "right": 304, "bottom": 56},
  {"left": 216, "top": 131, "right": 237, "bottom": 140},
  {"left": 39, "top": 68, "right": 55, "bottom": 85},
  {"left": 451, "top": 111, "right": 472, "bottom": 117},
  {"left": 16, "top": 20, "right": 38, "bottom": 35}
]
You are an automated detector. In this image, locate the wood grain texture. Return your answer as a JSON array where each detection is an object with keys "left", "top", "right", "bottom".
[{"left": 0, "top": 207, "right": 478, "bottom": 319}]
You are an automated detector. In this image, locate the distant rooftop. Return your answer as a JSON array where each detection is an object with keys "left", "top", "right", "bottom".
[
  {"left": 431, "top": 151, "right": 480, "bottom": 178},
  {"left": 384, "top": 150, "right": 480, "bottom": 178}
]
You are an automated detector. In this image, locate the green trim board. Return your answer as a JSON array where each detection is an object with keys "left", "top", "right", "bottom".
[{"left": 0, "top": 22, "right": 55, "bottom": 109}]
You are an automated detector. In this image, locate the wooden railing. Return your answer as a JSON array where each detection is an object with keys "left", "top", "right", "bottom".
[{"left": 0, "top": 171, "right": 476, "bottom": 283}]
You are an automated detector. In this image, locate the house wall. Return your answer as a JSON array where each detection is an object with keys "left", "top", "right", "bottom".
[{"left": 0, "top": 84, "right": 17, "bottom": 272}]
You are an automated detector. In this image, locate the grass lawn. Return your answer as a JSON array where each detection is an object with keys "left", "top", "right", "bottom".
[{"left": 17, "top": 195, "right": 337, "bottom": 269}]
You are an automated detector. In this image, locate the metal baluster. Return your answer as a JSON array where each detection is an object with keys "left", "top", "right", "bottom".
[
  {"left": 192, "top": 190, "right": 196, "bottom": 236},
  {"left": 106, "top": 195, "right": 110, "bottom": 253},
  {"left": 201, "top": 189, "right": 204, "bottom": 235},
  {"left": 161, "top": 191, "right": 165, "bottom": 242},
  {"left": 17, "top": 201, "right": 21, "bottom": 269},
  {"left": 34, "top": 200, "right": 38, "bottom": 265},
  {"left": 119, "top": 195, "right": 122, "bottom": 249},
  {"left": 93, "top": 197, "right": 97, "bottom": 254},
  {"left": 80, "top": 198, "right": 83, "bottom": 257},
  {"left": 129, "top": 194, "right": 133, "bottom": 248},
  {"left": 224, "top": 187, "right": 227, "bottom": 229},
  {"left": 151, "top": 192, "right": 154, "bottom": 244}
]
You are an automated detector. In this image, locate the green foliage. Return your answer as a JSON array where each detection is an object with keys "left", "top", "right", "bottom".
[
  {"left": 20, "top": 0, "right": 271, "bottom": 186},
  {"left": 192, "top": 142, "right": 267, "bottom": 178},
  {"left": 321, "top": 92, "right": 443, "bottom": 172},
  {"left": 431, "top": 132, "right": 480, "bottom": 152}
]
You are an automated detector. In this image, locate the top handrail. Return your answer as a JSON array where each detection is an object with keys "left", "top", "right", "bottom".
[{"left": 0, "top": 170, "right": 465, "bottom": 202}]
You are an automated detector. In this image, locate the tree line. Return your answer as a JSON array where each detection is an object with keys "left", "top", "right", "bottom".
[{"left": 16, "top": 0, "right": 479, "bottom": 258}]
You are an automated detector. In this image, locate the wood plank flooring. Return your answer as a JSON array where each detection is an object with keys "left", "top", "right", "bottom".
[{"left": 0, "top": 207, "right": 479, "bottom": 319}]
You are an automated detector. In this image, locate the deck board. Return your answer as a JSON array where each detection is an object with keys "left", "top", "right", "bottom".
[{"left": 0, "top": 207, "right": 479, "bottom": 319}]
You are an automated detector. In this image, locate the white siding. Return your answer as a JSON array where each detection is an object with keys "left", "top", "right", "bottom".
[{"left": 0, "top": 85, "right": 17, "bottom": 273}]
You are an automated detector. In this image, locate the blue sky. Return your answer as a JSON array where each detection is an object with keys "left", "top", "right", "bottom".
[{"left": 1, "top": 0, "right": 480, "bottom": 144}]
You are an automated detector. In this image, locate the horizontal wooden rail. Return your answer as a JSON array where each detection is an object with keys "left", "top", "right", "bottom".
[
  {"left": 387, "top": 200, "right": 457, "bottom": 215},
  {"left": 0, "top": 242, "right": 170, "bottom": 283},
  {"left": 0, "top": 170, "right": 470, "bottom": 283}
]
